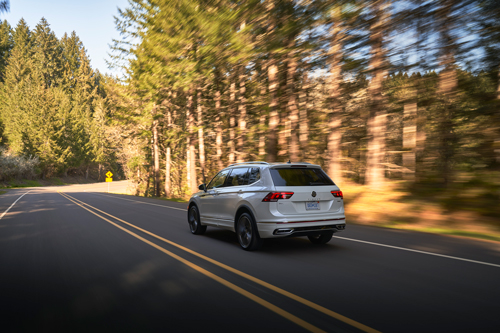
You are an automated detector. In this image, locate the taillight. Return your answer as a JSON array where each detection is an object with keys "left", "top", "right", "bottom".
[
  {"left": 262, "top": 192, "right": 294, "bottom": 202},
  {"left": 331, "top": 190, "right": 343, "bottom": 199}
]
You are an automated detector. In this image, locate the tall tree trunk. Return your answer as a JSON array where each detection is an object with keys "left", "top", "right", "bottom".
[
  {"left": 237, "top": 68, "right": 247, "bottom": 163},
  {"left": 437, "top": 0, "right": 457, "bottom": 186},
  {"left": 165, "top": 146, "right": 171, "bottom": 198},
  {"left": 365, "top": 0, "right": 388, "bottom": 188},
  {"left": 496, "top": 68, "right": 500, "bottom": 165},
  {"left": 229, "top": 81, "right": 236, "bottom": 164},
  {"left": 215, "top": 90, "right": 223, "bottom": 170},
  {"left": 259, "top": 62, "right": 268, "bottom": 160},
  {"left": 403, "top": 91, "right": 417, "bottom": 181},
  {"left": 286, "top": 46, "right": 299, "bottom": 162},
  {"left": 165, "top": 102, "right": 172, "bottom": 198},
  {"left": 415, "top": 76, "right": 426, "bottom": 183},
  {"left": 259, "top": 114, "right": 266, "bottom": 159},
  {"left": 265, "top": 0, "right": 278, "bottom": 162},
  {"left": 186, "top": 92, "right": 197, "bottom": 194},
  {"left": 278, "top": 63, "right": 287, "bottom": 158},
  {"left": 197, "top": 89, "right": 206, "bottom": 178},
  {"left": 145, "top": 169, "right": 151, "bottom": 197},
  {"left": 299, "top": 74, "right": 309, "bottom": 160},
  {"left": 326, "top": 17, "right": 343, "bottom": 183},
  {"left": 186, "top": 138, "right": 191, "bottom": 193},
  {"left": 153, "top": 119, "right": 160, "bottom": 196},
  {"left": 366, "top": 111, "right": 387, "bottom": 188},
  {"left": 267, "top": 61, "right": 279, "bottom": 162}
]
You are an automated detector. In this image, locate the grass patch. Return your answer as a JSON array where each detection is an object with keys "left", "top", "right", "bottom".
[
  {"left": 381, "top": 224, "right": 500, "bottom": 242},
  {"left": 0, "top": 179, "right": 42, "bottom": 188},
  {"left": 0, "top": 190, "right": 7, "bottom": 195},
  {"left": 156, "top": 197, "right": 188, "bottom": 203},
  {"left": 108, "top": 191, "right": 188, "bottom": 203},
  {"left": 402, "top": 174, "right": 500, "bottom": 218},
  {"left": 341, "top": 180, "right": 500, "bottom": 243},
  {"left": 51, "top": 178, "right": 65, "bottom": 186}
]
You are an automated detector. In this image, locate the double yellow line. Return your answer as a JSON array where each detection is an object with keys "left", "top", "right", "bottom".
[{"left": 59, "top": 191, "right": 380, "bottom": 333}]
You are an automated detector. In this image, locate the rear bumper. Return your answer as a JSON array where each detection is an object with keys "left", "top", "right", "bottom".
[{"left": 257, "top": 218, "right": 346, "bottom": 238}]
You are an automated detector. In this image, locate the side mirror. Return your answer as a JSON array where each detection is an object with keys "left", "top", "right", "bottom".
[{"left": 198, "top": 184, "right": 206, "bottom": 192}]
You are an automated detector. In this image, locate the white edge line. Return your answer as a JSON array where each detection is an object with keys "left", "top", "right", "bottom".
[
  {"left": 91, "top": 192, "right": 186, "bottom": 211},
  {"left": 332, "top": 236, "right": 500, "bottom": 268},
  {"left": 0, "top": 191, "right": 31, "bottom": 220}
]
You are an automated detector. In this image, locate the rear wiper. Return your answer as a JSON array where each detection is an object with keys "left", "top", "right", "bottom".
[{"left": 309, "top": 182, "right": 328, "bottom": 185}]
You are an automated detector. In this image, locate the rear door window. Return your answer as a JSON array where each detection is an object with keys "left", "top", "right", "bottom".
[
  {"left": 224, "top": 168, "right": 249, "bottom": 187},
  {"left": 270, "top": 168, "right": 334, "bottom": 186},
  {"left": 248, "top": 168, "right": 260, "bottom": 184}
]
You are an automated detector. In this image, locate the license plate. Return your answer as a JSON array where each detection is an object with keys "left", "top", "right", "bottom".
[{"left": 306, "top": 202, "right": 320, "bottom": 210}]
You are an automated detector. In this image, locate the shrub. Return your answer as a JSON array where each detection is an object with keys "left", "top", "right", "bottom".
[{"left": 0, "top": 147, "right": 40, "bottom": 180}]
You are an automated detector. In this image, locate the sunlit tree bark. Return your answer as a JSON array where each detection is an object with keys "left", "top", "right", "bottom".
[
  {"left": 287, "top": 46, "right": 299, "bottom": 162},
  {"left": 267, "top": 62, "right": 279, "bottom": 162},
  {"left": 299, "top": 74, "right": 309, "bottom": 160},
  {"left": 403, "top": 94, "right": 417, "bottom": 181},
  {"left": 496, "top": 68, "right": 500, "bottom": 164},
  {"left": 265, "top": 0, "right": 278, "bottom": 163},
  {"left": 365, "top": 0, "right": 389, "bottom": 188},
  {"left": 165, "top": 147, "right": 171, "bottom": 197},
  {"left": 215, "top": 90, "right": 223, "bottom": 170},
  {"left": 278, "top": 63, "right": 288, "bottom": 159},
  {"left": 437, "top": 0, "right": 458, "bottom": 186},
  {"left": 237, "top": 68, "right": 247, "bottom": 163},
  {"left": 228, "top": 81, "right": 236, "bottom": 164},
  {"left": 152, "top": 118, "right": 160, "bottom": 196},
  {"left": 186, "top": 92, "right": 197, "bottom": 193},
  {"left": 197, "top": 89, "right": 206, "bottom": 177},
  {"left": 259, "top": 63, "right": 267, "bottom": 159},
  {"left": 326, "top": 10, "right": 343, "bottom": 183},
  {"left": 165, "top": 103, "right": 172, "bottom": 197}
]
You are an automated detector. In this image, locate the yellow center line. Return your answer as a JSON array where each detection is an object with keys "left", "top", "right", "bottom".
[
  {"left": 58, "top": 191, "right": 324, "bottom": 333},
  {"left": 60, "top": 191, "right": 381, "bottom": 333}
]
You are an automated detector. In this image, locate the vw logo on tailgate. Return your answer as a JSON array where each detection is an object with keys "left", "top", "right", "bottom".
[{"left": 311, "top": 191, "right": 316, "bottom": 197}]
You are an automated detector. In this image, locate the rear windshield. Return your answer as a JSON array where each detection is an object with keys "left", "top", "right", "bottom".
[{"left": 270, "top": 168, "right": 334, "bottom": 186}]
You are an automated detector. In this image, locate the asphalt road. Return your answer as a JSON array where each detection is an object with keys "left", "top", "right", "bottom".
[{"left": 1, "top": 184, "right": 499, "bottom": 332}]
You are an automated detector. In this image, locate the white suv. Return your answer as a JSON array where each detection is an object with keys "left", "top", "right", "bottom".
[{"left": 187, "top": 161, "right": 345, "bottom": 250}]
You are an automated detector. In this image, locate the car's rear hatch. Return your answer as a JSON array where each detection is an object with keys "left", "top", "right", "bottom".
[{"left": 269, "top": 165, "right": 343, "bottom": 216}]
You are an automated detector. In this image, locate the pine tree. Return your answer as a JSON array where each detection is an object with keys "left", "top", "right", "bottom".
[
  {"left": 0, "top": 19, "right": 12, "bottom": 142},
  {"left": 1, "top": 18, "right": 107, "bottom": 178},
  {"left": 1, "top": 19, "right": 34, "bottom": 154},
  {"left": 0, "top": 20, "right": 12, "bottom": 82}
]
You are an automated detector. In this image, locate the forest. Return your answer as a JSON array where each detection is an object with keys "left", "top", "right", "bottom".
[{"left": 1, "top": 0, "right": 499, "bottom": 236}]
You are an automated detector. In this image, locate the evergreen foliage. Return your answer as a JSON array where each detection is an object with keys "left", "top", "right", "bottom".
[{"left": 0, "top": 18, "right": 110, "bottom": 178}]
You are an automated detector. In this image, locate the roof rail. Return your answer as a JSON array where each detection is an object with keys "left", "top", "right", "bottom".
[{"left": 227, "top": 161, "right": 269, "bottom": 167}]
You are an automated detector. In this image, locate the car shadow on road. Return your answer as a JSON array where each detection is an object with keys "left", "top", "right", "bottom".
[
  {"left": 202, "top": 229, "right": 345, "bottom": 255},
  {"left": 203, "top": 229, "right": 239, "bottom": 245},
  {"left": 263, "top": 237, "right": 345, "bottom": 255}
]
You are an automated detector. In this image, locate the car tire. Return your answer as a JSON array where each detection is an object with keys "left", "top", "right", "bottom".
[
  {"left": 188, "top": 205, "right": 207, "bottom": 235},
  {"left": 308, "top": 232, "right": 333, "bottom": 245},
  {"left": 236, "top": 212, "right": 262, "bottom": 251}
]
